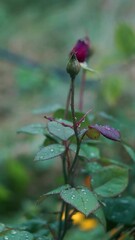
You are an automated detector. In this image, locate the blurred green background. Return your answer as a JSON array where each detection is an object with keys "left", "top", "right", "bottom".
[{"left": 0, "top": 0, "right": 135, "bottom": 224}]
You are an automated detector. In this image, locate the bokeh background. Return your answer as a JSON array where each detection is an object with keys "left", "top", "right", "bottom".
[{"left": 0, "top": 0, "right": 135, "bottom": 224}]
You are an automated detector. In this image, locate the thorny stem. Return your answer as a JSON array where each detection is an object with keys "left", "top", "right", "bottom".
[
  {"left": 58, "top": 76, "right": 82, "bottom": 239},
  {"left": 64, "top": 141, "right": 71, "bottom": 173},
  {"left": 79, "top": 69, "right": 86, "bottom": 111}
]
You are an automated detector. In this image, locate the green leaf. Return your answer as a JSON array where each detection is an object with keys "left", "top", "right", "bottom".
[
  {"left": 60, "top": 186, "right": 99, "bottom": 216},
  {"left": 94, "top": 208, "right": 106, "bottom": 228},
  {"left": 19, "top": 218, "right": 47, "bottom": 232},
  {"left": 80, "top": 144, "right": 100, "bottom": 159},
  {"left": 47, "top": 121, "right": 74, "bottom": 141},
  {"left": 123, "top": 144, "right": 135, "bottom": 162},
  {"left": 64, "top": 225, "right": 108, "bottom": 240},
  {"left": 0, "top": 223, "right": 5, "bottom": 232},
  {"left": 102, "top": 76, "right": 124, "bottom": 106},
  {"left": 86, "top": 162, "right": 103, "bottom": 174},
  {"left": 91, "top": 166, "right": 128, "bottom": 197},
  {"left": 34, "top": 144, "right": 65, "bottom": 161},
  {"left": 69, "top": 144, "right": 100, "bottom": 160},
  {"left": 33, "top": 104, "right": 61, "bottom": 114},
  {"left": 0, "top": 185, "right": 11, "bottom": 201},
  {"left": 17, "top": 123, "right": 46, "bottom": 135},
  {"left": 104, "top": 197, "right": 135, "bottom": 225},
  {"left": 0, "top": 230, "right": 34, "bottom": 240},
  {"left": 115, "top": 24, "right": 135, "bottom": 57},
  {"left": 38, "top": 184, "right": 70, "bottom": 203},
  {"left": 100, "top": 157, "right": 130, "bottom": 169}
]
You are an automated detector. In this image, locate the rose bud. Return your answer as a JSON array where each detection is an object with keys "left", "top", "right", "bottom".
[
  {"left": 70, "top": 37, "right": 93, "bottom": 63},
  {"left": 66, "top": 53, "right": 80, "bottom": 79}
]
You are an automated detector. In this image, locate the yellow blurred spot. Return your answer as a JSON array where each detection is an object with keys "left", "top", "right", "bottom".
[
  {"left": 79, "top": 218, "right": 98, "bottom": 231},
  {"left": 71, "top": 212, "right": 85, "bottom": 225},
  {"left": 62, "top": 210, "right": 98, "bottom": 231},
  {"left": 62, "top": 212, "right": 65, "bottom": 221}
]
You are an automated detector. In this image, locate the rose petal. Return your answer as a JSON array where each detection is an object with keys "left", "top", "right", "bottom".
[{"left": 70, "top": 37, "right": 91, "bottom": 63}]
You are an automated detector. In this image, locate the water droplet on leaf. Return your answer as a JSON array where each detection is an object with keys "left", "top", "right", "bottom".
[
  {"left": 4, "top": 237, "right": 8, "bottom": 240},
  {"left": 11, "top": 230, "right": 17, "bottom": 235}
]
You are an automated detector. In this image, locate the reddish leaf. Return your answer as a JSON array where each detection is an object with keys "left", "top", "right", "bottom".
[
  {"left": 90, "top": 124, "right": 121, "bottom": 141},
  {"left": 86, "top": 127, "right": 100, "bottom": 140}
]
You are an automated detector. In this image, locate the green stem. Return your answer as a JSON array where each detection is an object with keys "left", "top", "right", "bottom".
[
  {"left": 60, "top": 204, "right": 69, "bottom": 239},
  {"left": 62, "top": 154, "right": 68, "bottom": 184},
  {"left": 64, "top": 81, "right": 72, "bottom": 119},
  {"left": 58, "top": 76, "right": 81, "bottom": 239},
  {"left": 57, "top": 155, "right": 67, "bottom": 240},
  {"left": 69, "top": 77, "right": 81, "bottom": 180},
  {"left": 79, "top": 69, "right": 86, "bottom": 111},
  {"left": 57, "top": 201, "right": 65, "bottom": 240}
]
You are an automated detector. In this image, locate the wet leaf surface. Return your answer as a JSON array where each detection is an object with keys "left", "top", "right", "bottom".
[
  {"left": 34, "top": 144, "right": 65, "bottom": 161},
  {"left": 60, "top": 186, "right": 99, "bottom": 216}
]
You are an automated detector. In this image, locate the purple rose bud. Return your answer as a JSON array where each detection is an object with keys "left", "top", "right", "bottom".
[{"left": 70, "top": 37, "right": 92, "bottom": 63}]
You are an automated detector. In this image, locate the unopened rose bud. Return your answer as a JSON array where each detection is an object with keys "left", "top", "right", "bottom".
[
  {"left": 70, "top": 37, "right": 93, "bottom": 63},
  {"left": 66, "top": 53, "right": 80, "bottom": 79}
]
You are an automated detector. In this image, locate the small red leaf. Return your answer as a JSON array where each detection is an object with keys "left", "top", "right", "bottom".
[
  {"left": 90, "top": 124, "right": 121, "bottom": 141},
  {"left": 86, "top": 127, "right": 100, "bottom": 140}
]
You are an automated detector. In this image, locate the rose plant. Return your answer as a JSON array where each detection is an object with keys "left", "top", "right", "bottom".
[{"left": 1, "top": 37, "right": 135, "bottom": 240}]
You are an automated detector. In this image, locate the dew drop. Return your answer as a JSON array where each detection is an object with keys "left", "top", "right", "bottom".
[
  {"left": 11, "top": 230, "right": 17, "bottom": 235},
  {"left": 90, "top": 152, "right": 95, "bottom": 157},
  {"left": 81, "top": 189, "right": 86, "bottom": 194},
  {"left": 109, "top": 188, "right": 112, "bottom": 192},
  {"left": 105, "top": 126, "right": 111, "bottom": 130},
  {"left": 4, "top": 237, "right": 8, "bottom": 240},
  {"left": 71, "top": 194, "right": 75, "bottom": 199},
  {"left": 50, "top": 149, "right": 54, "bottom": 152},
  {"left": 25, "top": 234, "right": 29, "bottom": 240}
]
